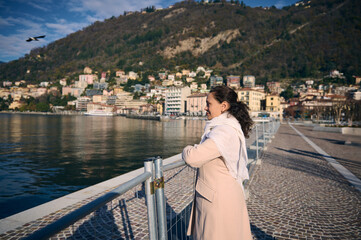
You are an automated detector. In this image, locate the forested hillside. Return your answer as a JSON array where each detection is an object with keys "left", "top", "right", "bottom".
[{"left": 0, "top": 0, "right": 360, "bottom": 83}]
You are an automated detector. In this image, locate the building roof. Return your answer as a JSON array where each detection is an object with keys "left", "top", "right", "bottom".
[
  {"left": 187, "top": 93, "right": 207, "bottom": 98},
  {"left": 238, "top": 88, "right": 264, "bottom": 93}
]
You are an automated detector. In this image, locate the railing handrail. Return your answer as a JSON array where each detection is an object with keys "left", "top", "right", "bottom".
[
  {"left": 253, "top": 119, "right": 271, "bottom": 123},
  {"left": 24, "top": 171, "right": 152, "bottom": 240},
  {"left": 23, "top": 120, "right": 280, "bottom": 240},
  {"left": 163, "top": 159, "right": 185, "bottom": 172}
]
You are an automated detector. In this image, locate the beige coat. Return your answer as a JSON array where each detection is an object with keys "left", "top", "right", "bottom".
[{"left": 183, "top": 139, "right": 252, "bottom": 240}]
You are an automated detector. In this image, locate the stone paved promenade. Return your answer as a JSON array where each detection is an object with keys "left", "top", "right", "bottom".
[
  {"left": 2, "top": 121, "right": 360, "bottom": 240},
  {"left": 247, "top": 123, "right": 361, "bottom": 240}
]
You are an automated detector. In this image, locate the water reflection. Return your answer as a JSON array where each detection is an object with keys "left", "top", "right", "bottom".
[{"left": 0, "top": 114, "right": 205, "bottom": 219}]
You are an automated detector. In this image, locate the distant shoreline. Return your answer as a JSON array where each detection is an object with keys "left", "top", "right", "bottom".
[
  {"left": 0, "top": 111, "right": 207, "bottom": 120},
  {"left": 0, "top": 111, "right": 82, "bottom": 116}
]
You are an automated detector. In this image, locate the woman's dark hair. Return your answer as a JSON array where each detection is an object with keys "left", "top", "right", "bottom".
[{"left": 210, "top": 85, "right": 254, "bottom": 138}]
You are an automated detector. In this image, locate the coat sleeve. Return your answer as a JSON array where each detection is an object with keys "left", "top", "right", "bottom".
[{"left": 182, "top": 138, "right": 221, "bottom": 168}]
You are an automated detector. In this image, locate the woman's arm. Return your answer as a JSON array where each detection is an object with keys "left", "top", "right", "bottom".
[{"left": 182, "top": 138, "right": 221, "bottom": 168}]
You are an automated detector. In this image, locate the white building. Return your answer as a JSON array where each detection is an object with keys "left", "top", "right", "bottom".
[
  {"left": 162, "top": 79, "right": 174, "bottom": 86},
  {"left": 168, "top": 74, "right": 175, "bottom": 81},
  {"left": 165, "top": 86, "right": 191, "bottom": 115},
  {"left": 128, "top": 71, "right": 139, "bottom": 80},
  {"left": 350, "top": 89, "right": 361, "bottom": 100},
  {"left": 76, "top": 97, "right": 91, "bottom": 111},
  {"left": 39, "top": 82, "right": 49, "bottom": 87},
  {"left": 243, "top": 75, "right": 256, "bottom": 88},
  {"left": 59, "top": 79, "right": 67, "bottom": 86},
  {"left": 190, "top": 82, "right": 198, "bottom": 90},
  {"left": 75, "top": 80, "right": 88, "bottom": 89},
  {"left": 174, "top": 80, "right": 183, "bottom": 86},
  {"left": 189, "top": 71, "right": 197, "bottom": 78},
  {"left": 146, "top": 87, "right": 167, "bottom": 101},
  {"left": 196, "top": 66, "right": 206, "bottom": 73}
]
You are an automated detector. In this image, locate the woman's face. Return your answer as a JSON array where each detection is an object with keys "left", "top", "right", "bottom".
[{"left": 205, "top": 92, "right": 227, "bottom": 120}]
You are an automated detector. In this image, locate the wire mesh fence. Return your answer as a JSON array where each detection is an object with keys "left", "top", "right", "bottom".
[
  {"left": 52, "top": 182, "right": 150, "bottom": 240},
  {"left": 163, "top": 165, "right": 196, "bottom": 240},
  {"left": 12, "top": 119, "right": 280, "bottom": 240}
]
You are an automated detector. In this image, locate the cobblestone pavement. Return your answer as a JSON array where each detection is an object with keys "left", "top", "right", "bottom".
[
  {"left": 247, "top": 123, "right": 361, "bottom": 240},
  {"left": 292, "top": 124, "right": 361, "bottom": 180},
  {"left": 0, "top": 166, "right": 196, "bottom": 240}
]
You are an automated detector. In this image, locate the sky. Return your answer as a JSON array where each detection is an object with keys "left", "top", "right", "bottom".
[{"left": 0, "top": 0, "right": 298, "bottom": 63}]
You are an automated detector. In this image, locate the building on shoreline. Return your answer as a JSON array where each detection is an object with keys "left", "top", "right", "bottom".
[
  {"left": 165, "top": 86, "right": 191, "bottom": 115},
  {"left": 186, "top": 93, "right": 207, "bottom": 116},
  {"left": 237, "top": 88, "right": 266, "bottom": 112}
]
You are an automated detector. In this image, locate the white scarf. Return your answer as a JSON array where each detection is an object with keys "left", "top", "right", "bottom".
[{"left": 200, "top": 112, "right": 249, "bottom": 189}]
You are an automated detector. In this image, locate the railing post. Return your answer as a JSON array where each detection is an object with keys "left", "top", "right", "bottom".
[
  {"left": 144, "top": 158, "right": 158, "bottom": 240},
  {"left": 154, "top": 157, "right": 168, "bottom": 240},
  {"left": 256, "top": 124, "right": 259, "bottom": 160},
  {"left": 262, "top": 121, "right": 266, "bottom": 145},
  {"left": 269, "top": 121, "right": 271, "bottom": 136}
]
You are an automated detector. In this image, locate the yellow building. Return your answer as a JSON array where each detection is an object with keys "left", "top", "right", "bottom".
[
  {"left": 157, "top": 103, "right": 163, "bottom": 115},
  {"left": 355, "top": 76, "right": 361, "bottom": 85},
  {"left": 266, "top": 94, "right": 281, "bottom": 112},
  {"left": 237, "top": 88, "right": 265, "bottom": 112},
  {"left": 92, "top": 95, "right": 105, "bottom": 103},
  {"left": 113, "top": 87, "right": 124, "bottom": 95},
  {"left": 9, "top": 101, "right": 25, "bottom": 110}
]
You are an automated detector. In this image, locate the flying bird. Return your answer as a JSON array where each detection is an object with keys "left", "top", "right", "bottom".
[{"left": 26, "top": 35, "right": 46, "bottom": 42}]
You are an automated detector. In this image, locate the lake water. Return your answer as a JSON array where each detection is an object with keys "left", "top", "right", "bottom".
[{"left": 0, "top": 113, "right": 205, "bottom": 219}]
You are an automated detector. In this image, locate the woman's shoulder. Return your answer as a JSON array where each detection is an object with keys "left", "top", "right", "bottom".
[
  {"left": 209, "top": 124, "right": 238, "bottom": 139},
  {"left": 211, "top": 124, "right": 236, "bottom": 132}
]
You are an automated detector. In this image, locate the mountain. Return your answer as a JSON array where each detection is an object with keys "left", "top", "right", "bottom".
[{"left": 0, "top": 0, "right": 360, "bottom": 84}]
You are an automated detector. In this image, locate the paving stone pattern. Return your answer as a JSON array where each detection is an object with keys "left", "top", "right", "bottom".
[
  {"left": 8, "top": 121, "right": 355, "bottom": 240},
  {"left": 247, "top": 123, "right": 361, "bottom": 240},
  {"left": 0, "top": 166, "right": 196, "bottom": 240},
  {"left": 293, "top": 125, "right": 361, "bottom": 180}
]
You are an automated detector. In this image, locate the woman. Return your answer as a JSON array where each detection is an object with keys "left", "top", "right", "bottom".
[{"left": 182, "top": 85, "right": 253, "bottom": 240}]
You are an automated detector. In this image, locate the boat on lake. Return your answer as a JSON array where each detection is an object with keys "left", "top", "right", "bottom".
[{"left": 84, "top": 109, "right": 116, "bottom": 116}]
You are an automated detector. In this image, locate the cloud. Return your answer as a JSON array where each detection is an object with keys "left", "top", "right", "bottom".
[
  {"left": 45, "top": 19, "right": 88, "bottom": 35},
  {"left": 22, "top": 13, "right": 46, "bottom": 23},
  {"left": 86, "top": 15, "right": 103, "bottom": 23},
  {"left": 68, "top": 0, "right": 166, "bottom": 19},
  {"left": 0, "top": 0, "right": 179, "bottom": 61},
  {"left": 0, "top": 32, "right": 46, "bottom": 62},
  {"left": 27, "top": 2, "right": 50, "bottom": 12},
  {"left": 275, "top": 0, "right": 287, "bottom": 8},
  {"left": 0, "top": 17, "right": 14, "bottom": 27},
  {"left": 0, "top": 16, "right": 48, "bottom": 61},
  {"left": 0, "top": 16, "right": 43, "bottom": 30}
]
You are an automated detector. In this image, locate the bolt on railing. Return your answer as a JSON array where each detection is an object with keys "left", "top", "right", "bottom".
[{"left": 154, "top": 157, "right": 168, "bottom": 240}]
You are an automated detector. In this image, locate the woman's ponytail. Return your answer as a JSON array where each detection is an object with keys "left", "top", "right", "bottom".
[{"left": 229, "top": 101, "right": 253, "bottom": 138}]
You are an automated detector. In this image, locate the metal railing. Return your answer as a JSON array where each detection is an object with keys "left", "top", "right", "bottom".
[{"left": 23, "top": 119, "right": 280, "bottom": 240}]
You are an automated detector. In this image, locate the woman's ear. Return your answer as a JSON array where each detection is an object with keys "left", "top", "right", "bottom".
[{"left": 221, "top": 101, "right": 230, "bottom": 112}]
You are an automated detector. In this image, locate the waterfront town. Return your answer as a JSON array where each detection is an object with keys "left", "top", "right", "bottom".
[{"left": 1, "top": 66, "right": 361, "bottom": 123}]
